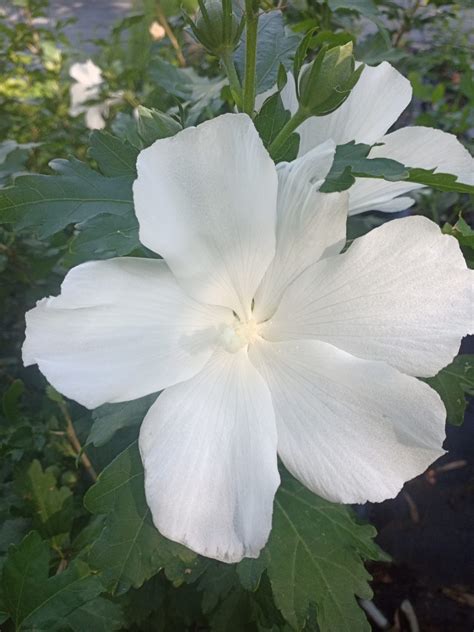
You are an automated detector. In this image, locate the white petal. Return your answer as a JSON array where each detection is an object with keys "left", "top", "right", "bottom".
[
  {"left": 23, "top": 258, "right": 232, "bottom": 409},
  {"left": 254, "top": 142, "right": 347, "bottom": 321},
  {"left": 139, "top": 349, "right": 279, "bottom": 563},
  {"left": 84, "top": 104, "right": 106, "bottom": 130},
  {"left": 69, "top": 60, "right": 103, "bottom": 86},
  {"left": 296, "top": 62, "right": 412, "bottom": 155},
  {"left": 133, "top": 113, "right": 278, "bottom": 319},
  {"left": 349, "top": 126, "right": 474, "bottom": 215},
  {"left": 262, "top": 216, "right": 473, "bottom": 377},
  {"left": 250, "top": 339, "right": 446, "bottom": 503}
]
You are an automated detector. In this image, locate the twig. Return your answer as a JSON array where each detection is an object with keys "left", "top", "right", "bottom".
[
  {"left": 58, "top": 401, "right": 97, "bottom": 482},
  {"left": 155, "top": 1, "right": 186, "bottom": 67}
]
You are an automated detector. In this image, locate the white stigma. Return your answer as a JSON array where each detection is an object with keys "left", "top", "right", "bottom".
[{"left": 219, "top": 318, "right": 260, "bottom": 353}]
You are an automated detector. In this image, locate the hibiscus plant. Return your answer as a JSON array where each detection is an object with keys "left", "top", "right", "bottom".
[{"left": 0, "top": 1, "right": 473, "bottom": 630}]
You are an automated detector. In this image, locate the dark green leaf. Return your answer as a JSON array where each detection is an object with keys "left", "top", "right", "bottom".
[
  {"left": 1, "top": 531, "right": 104, "bottom": 630},
  {"left": 235, "top": 11, "right": 301, "bottom": 95},
  {"left": 254, "top": 93, "right": 300, "bottom": 162},
  {"left": 0, "top": 158, "right": 134, "bottom": 237},
  {"left": 88, "top": 393, "right": 158, "bottom": 448},
  {"left": 322, "top": 142, "right": 474, "bottom": 195},
  {"left": 328, "top": 0, "right": 390, "bottom": 46},
  {"left": 15, "top": 460, "right": 73, "bottom": 542},
  {"left": 66, "top": 213, "right": 141, "bottom": 265},
  {"left": 425, "top": 355, "right": 474, "bottom": 426},
  {"left": 84, "top": 442, "right": 200, "bottom": 593},
  {"left": 405, "top": 169, "right": 474, "bottom": 195},
  {"left": 263, "top": 472, "right": 387, "bottom": 631},
  {"left": 321, "top": 142, "right": 407, "bottom": 192},
  {"left": 2, "top": 379, "right": 24, "bottom": 423},
  {"left": 56, "top": 596, "right": 125, "bottom": 632},
  {"left": 89, "top": 131, "right": 139, "bottom": 177}
]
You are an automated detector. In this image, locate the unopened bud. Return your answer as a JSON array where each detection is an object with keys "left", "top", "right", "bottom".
[
  {"left": 298, "top": 42, "right": 364, "bottom": 116},
  {"left": 188, "top": 0, "right": 243, "bottom": 56}
]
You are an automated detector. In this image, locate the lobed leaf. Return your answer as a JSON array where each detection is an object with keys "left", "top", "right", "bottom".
[{"left": 0, "top": 158, "right": 134, "bottom": 237}]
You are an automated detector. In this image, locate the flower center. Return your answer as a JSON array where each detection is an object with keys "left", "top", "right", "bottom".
[{"left": 219, "top": 318, "right": 260, "bottom": 353}]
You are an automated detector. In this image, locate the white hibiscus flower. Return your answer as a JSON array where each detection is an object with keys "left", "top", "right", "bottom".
[
  {"left": 23, "top": 114, "right": 473, "bottom": 563},
  {"left": 258, "top": 61, "right": 474, "bottom": 214},
  {"left": 69, "top": 59, "right": 123, "bottom": 130}
]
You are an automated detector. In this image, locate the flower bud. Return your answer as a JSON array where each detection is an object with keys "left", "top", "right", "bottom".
[
  {"left": 298, "top": 42, "right": 364, "bottom": 117},
  {"left": 188, "top": 0, "right": 244, "bottom": 56}
]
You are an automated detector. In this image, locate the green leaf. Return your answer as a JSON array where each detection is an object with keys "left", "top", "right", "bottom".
[
  {"left": 443, "top": 215, "right": 474, "bottom": 267},
  {"left": 55, "top": 596, "right": 125, "bottom": 632},
  {"left": 87, "top": 393, "right": 158, "bottom": 448},
  {"left": 66, "top": 213, "right": 141, "bottom": 265},
  {"left": 235, "top": 11, "right": 301, "bottom": 95},
  {"left": 89, "top": 131, "right": 139, "bottom": 177},
  {"left": 1, "top": 531, "right": 104, "bottom": 630},
  {"left": 84, "top": 442, "right": 200, "bottom": 593},
  {"left": 425, "top": 355, "right": 474, "bottom": 426},
  {"left": 356, "top": 31, "right": 408, "bottom": 65},
  {"left": 0, "top": 158, "right": 134, "bottom": 238},
  {"left": 328, "top": 0, "right": 390, "bottom": 46},
  {"left": 404, "top": 169, "right": 474, "bottom": 195},
  {"left": 254, "top": 93, "right": 300, "bottom": 162},
  {"left": 263, "top": 472, "right": 387, "bottom": 631},
  {"left": 321, "top": 142, "right": 407, "bottom": 192},
  {"left": 2, "top": 379, "right": 25, "bottom": 423},
  {"left": 15, "top": 460, "right": 73, "bottom": 542},
  {"left": 136, "top": 106, "right": 182, "bottom": 146},
  {"left": 321, "top": 143, "right": 474, "bottom": 195},
  {"left": 147, "top": 58, "right": 225, "bottom": 124}
]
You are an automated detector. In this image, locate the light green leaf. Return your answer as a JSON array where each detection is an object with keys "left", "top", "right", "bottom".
[
  {"left": 264, "top": 472, "right": 387, "bottom": 631},
  {"left": 425, "top": 355, "right": 474, "bottom": 426},
  {"left": 235, "top": 11, "right": 301, "bottom": 95},
  {"left": 1, "top": 531, "right": 104, "bottom": 631},
  {"left": 89, "top": 131, "right": 139, "bottom": 177},
  {"left": 87, "top": 393, "right": 158, "bottom": 447},
  {"left": 0, "top": 158, "right": 134, "bottom": 237},
  {"left": 84, "top": 442, "right": 201, "bottom": 594}
]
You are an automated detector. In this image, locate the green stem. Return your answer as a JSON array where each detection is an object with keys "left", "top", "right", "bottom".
[
  {"left": 242, "top": 0, "right": 259, "bottom": 115},
  {"left": 221, "top": 50, "right": 243, "bottom": 108},
  {"left": 268, "top": 108, "right": 307, "bottom": 157}
]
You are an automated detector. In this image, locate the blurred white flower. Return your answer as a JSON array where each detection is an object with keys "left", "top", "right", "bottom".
[
  {"left": 69, "top": 59, "right": 122, "bottom": 130},
  {"left": 23, "top": 114, "right": 473, "bottom": 563},
  {"left": 258, "top": 62, "right": 474, "bottom": 214}
]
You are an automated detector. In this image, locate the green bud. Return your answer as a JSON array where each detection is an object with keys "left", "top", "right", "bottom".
[
  {"left": 298, "top": 42, "right": 364, "bottom": 117},
  {"left": 188, "top": 0, "right": 244, "bottom": 56}
]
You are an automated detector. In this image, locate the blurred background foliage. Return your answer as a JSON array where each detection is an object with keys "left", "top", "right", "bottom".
[{"left": 0, "top": 0, "right": 473, "bottom": 630}]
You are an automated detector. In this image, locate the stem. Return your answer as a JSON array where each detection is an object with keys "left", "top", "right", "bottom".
[
  {"left": 268, "top": 108, "right": 307, "bottom": 157},
  {"left": 242, "top": 0, "right": 259, "bottom": 115},
  {"left": 58, "top": 401, "right": 97, "bottom": 482},
  {"left": 221, "top": 50, "right": 243, "bottom": 107},
  {"left": 155, "top": 1, "right": 186, "bottom": 67}
]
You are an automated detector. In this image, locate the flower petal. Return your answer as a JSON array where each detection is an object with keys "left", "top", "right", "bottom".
[
  {"left": 250, "top": 339, "right": 446, "bottom": 503},
  {"left": 254, "top": 142, "right": 347, "bottom": 321},
  {"left": 262, "top": 216, "right": 473, "bottom": 377},
  {"left": 139, "top": 348, "right": 279, "bottom": 563},
  {"left": 133, "top": 113, "right": 278, "bottom": 318},
  {"left": 348, "top": 126, "right": 474, "bottom": 215},
  {"left": 294, "top": 62, "right": 412, "bottom": 155},
  {"left": 23, "top": 258, "right": 232, "bottom": 409}
]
